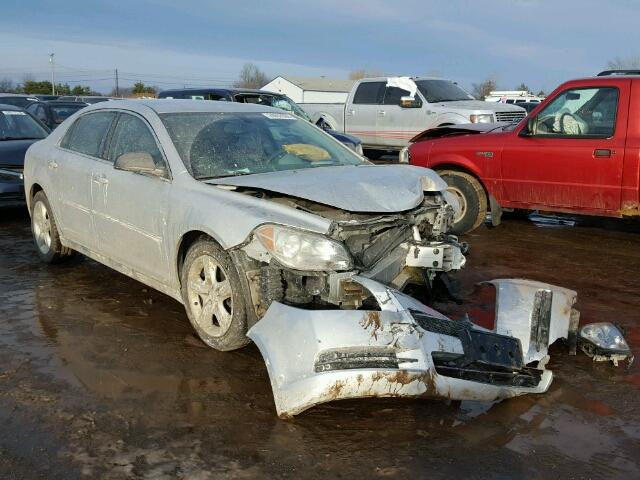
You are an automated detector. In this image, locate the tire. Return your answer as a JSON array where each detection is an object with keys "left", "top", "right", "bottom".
[
  {"left": 438, "top": 170, "right": 487, "bottom": 235},
  {"left": 30, "top": 191, "right": 74, "bottom": 263},
  {"left": 180, "top": 238, "right": 250, "bottom": 351}
]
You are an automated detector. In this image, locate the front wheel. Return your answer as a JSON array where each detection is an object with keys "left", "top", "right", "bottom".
[
  {"left": 438, "top": 170, "right": 487, "bottom": 235},
  {"left": 181, "top": 238, "right": 250, "bottom": 351},
  {"left": 31, "top": 191, "right": 74, "bottom": 263}
]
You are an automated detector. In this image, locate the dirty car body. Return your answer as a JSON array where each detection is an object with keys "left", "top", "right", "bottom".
[{"left": 23, "top": 99, "right": 464, "bottom": 329}]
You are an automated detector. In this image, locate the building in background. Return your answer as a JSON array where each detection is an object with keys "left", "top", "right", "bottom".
[{"left": 261, "top": 76, "right": 354, "bottom": 103}]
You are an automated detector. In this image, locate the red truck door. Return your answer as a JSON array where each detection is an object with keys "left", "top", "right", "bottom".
[{"left": 500, "top": 80, "right": 629, "bottom": 214}]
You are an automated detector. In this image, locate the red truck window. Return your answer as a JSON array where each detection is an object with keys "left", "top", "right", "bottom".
[{"left": 530, "top": 87, "right": 619, "bottom": 138}]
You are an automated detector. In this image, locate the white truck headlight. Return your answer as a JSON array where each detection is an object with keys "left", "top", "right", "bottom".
[
  {"left": 579, "top": 322, "right": 633, "bottom": 365},
  {"left": 256, "top": 224, "right": 352, "bottom": 271},
  {"left": 470, "top": 114, "right": 494, "bottom": 123},
  {"left": 399, "top": 146, "right": 410, "bottom": 163}
]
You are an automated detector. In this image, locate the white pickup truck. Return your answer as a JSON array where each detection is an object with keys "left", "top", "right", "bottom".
[{"left": 301, "top": 76, "right": 527, "bottom": 157}]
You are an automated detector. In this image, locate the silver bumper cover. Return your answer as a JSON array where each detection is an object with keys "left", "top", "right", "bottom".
[{"left": 248, "top": 277, "right": 578, "bottom": 418}]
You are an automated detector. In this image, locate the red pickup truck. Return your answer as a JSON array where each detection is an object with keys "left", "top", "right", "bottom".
[{"left": 408, "top": 70, "right": 640, "bottom": 233}]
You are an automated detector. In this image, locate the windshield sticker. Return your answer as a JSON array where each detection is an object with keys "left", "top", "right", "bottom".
[
  {"left": 262, "top": 112, "right": 296, "bottom": 120},
  {"left": 2, "top": 111, "right": 26, "bottom": 115}
]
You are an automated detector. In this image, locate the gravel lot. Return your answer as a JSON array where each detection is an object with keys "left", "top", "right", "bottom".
[{"left": 1, "top": 207, "right": 639, "bottom": 479}]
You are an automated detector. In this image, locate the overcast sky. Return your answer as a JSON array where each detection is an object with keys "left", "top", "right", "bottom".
[{"left": 0, "top": 0, "right": 638, "bottom": 94}]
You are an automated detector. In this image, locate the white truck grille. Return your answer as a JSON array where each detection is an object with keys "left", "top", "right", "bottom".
[{"left": 495, "top": 111, "right": 527, "bottom": 123}]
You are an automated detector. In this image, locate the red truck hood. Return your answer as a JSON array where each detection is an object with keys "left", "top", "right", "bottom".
[{"left": 410, "top": 122, "right": 511, "bottom": 142}]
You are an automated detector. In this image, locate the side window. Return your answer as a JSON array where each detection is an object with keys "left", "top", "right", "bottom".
[
  {"left": 383, "top": 86, "right": 422, "bottom": 107},
  {"left": 352, "top": 82, "right": 385, "bottom": 105},
  {"left": 108, "top": 114, "right": 164, "bottom": 167},
  {"left": 532, "top": 87, "right": 619, "bottom": 137},
  {"left": 61, "top": 112, "right": 116, "bottom": 157}
]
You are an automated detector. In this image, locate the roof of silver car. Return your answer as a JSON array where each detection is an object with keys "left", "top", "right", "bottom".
[{"left": 82, "top": 99, "right": 278, "bottom": 115}]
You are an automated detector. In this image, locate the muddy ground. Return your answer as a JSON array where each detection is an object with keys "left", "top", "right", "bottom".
[{"left": 1, "top": 207, "right": 639, "bottom": 479}]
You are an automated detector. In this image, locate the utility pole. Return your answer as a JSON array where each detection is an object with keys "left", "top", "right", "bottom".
[
  {"left": 115, "top": 68, "right": 119, "bottom": 97},
  {"left": 49, "top": 53, "right": 55, "bottom": 95}
]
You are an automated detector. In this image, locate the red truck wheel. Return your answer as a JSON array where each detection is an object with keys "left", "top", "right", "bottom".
[{"left": 438, "top": 170, "right": 487, "bottom": 234}]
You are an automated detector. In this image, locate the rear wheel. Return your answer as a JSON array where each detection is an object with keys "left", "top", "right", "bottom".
[
  {"left": 438, "top": 170, "right": 487, "bottom": 234},
  {"left": 31, "top": 191, "right": 74, "bottom": 263},
  {"left": 181, "top": 238, "right": 249, "bottom": 351}
]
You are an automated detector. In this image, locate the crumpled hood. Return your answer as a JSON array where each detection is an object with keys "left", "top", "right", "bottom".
[
  {"left": 0, "top": 139, "right": 41, "bottom": 167},
  {"left": 205, "top": 164, "right": 447, "bottom": 213}
]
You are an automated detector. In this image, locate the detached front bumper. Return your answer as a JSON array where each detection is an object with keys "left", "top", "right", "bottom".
[{"left": 249, "top": 277, "right": 577, "bottom": 418}]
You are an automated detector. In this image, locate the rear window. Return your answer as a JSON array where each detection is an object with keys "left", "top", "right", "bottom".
[
  {"left": 352, "top": 82, "right": 385, "bottom": 105},
  {"left": 61, "top": 112, "right": 116, "bottom": 158}
]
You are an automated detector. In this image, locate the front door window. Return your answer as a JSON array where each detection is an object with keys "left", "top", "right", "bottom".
[{"left": 530, "top": 87, "right": 619, "bottom": 137}]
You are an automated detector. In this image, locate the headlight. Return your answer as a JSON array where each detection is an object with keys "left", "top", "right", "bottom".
[
  {"left": 579, "top": 322, "right": 633, "bottom": 365},
  {"left": 398, "top": 146, "right": 410, "bottom": 163},
  {"left": 470, "top": 114, "right": 494, "bottom": 123},
  {"left": 255, "top": 224, "right": 352, "bottom": 271}
]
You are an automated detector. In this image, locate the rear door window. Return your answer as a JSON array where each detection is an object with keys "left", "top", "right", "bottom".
[
  {"left": 61, "top": 112, "right": 116, "bottom": 158},
  {"left": 352, "top": 82, "right": 385, "bottom": 104}
]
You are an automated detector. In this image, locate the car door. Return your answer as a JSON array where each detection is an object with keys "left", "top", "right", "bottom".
[
  {"left": 501, "top": 82, "right": 629, "bottom": 213},
  {"left": 90, "top": 111, "right": 172, "bottom": 283},
  {"left": 346, "top": 81, "right": 385, "bottom": 147},
  {"left": 377, "top": 85, "right": 425, "bottom": 148},
  {"left": 54, "top": 111, "right": 117, "bottom": 248}
]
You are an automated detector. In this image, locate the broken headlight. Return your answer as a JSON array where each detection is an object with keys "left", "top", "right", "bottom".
[
  {"left": 579, "top": 322, "right": 633, "bottom": 365},
  {"left": 255, "top": 224, "right": 352, "bottom": 271}
]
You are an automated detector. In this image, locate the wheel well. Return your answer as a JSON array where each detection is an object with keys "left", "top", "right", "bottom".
[
  {"left": 433, "top": 165, "right": 490, "bottom": 203},
  {"left": 176, "top": 231, "right": 226, "bottom": 284},
  {"left": 30, "top": 183, "right": 43, "bottom": 201}
]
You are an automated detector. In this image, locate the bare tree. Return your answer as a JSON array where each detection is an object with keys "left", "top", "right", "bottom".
[
  {"left": 606, "top": 56, "right": 640, "bottom": 70},
  {"left": 348, "top": 69, "right": 384, "bottom": 80},
  {"left": 234, "top": 63, "right": 269, "bottom": 89},
  {"left": 515, "top": 82, "right": 531, "bottom": 93},
  {"left": 471, "top": 78, "right": 497, "bottom": 100}
]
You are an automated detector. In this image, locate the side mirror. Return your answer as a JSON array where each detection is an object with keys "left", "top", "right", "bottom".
[
  {"left": 115, "top": 152, "right": 162, "bottom": 175},
  {"left": 519, "top": 117, "right": 536, "bottom": 137},
  {"left": 400, "top": 96, "right": 421, "bottom": 108}
]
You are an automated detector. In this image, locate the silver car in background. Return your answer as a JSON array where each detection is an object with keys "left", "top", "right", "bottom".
[{"left": 24, "top": 100, "right": 599, "bottom": 418}]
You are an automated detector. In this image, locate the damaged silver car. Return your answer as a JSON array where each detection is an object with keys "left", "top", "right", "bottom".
[{"left": 23, "top": 100, "right": 631, "bottom": 418}]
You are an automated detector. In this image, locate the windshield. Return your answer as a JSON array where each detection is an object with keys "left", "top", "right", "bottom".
[
  {"left": 415, "top": 80, "right": 474, "bottom": 103},
  {"left": 161, "top": 112, "right": 367, "bottom": 180},
  {"left": 0, "top": 110, "right": 49, "bottom": 140},
  {"left": 50, "top": 104, "right": 86, "bottom": 124}
]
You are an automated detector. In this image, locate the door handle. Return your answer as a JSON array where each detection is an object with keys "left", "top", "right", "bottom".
[
  {"left": 92, "top": 174, "right": 109, "bottom": 185},
  {"left": 377, "top": 110, "right": 386, "bottom": 117},
  {"left": 48, "top": 160, "right": 58, "bottom": 169},
  {"left": 593, "top": 149, "right": 612, "bottom": 158}
]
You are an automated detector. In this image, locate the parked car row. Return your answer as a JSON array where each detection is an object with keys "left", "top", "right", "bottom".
[{"left": 17, "top": 88, "right": 632, "bottom": 417}]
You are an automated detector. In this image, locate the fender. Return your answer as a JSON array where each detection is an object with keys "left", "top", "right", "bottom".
[
  {"left": 428, "top": 152, "right": 485, "bottom": 180},
  {"left": 311, "top": 112, "right": 340, "bottom": 131}
]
